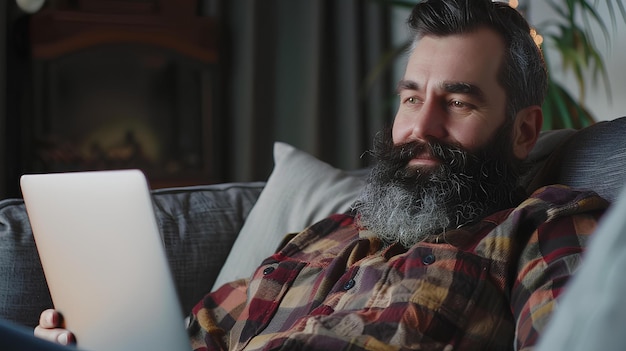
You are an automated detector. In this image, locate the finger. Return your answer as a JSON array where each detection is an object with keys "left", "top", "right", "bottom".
[
  {"left": 33, "top": 326, "right": 74, "bottom": 345},
  {"left": 38, "top": 309, "right": 60, "bottom": 328}
]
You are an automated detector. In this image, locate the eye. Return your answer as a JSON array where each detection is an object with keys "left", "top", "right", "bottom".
[
  {"left": 449, "top": 99, "right": 474, "bottom": 111},
  {"left": 451, "top": 100, "right": 465, "bottom": 108},
  {"left": 404, "top": 96, "right": 420, "bottom": 105}
]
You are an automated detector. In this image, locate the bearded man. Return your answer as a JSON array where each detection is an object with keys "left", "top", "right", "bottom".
[{"left": 36, "top": 0, "right": 608, "bottom": 350}]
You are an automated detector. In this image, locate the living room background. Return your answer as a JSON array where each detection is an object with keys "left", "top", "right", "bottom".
[{"left": 1, "top": 0, "right": 624, "bottom": 199}]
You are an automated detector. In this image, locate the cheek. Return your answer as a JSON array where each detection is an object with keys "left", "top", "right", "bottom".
[{"left": 450, "top": 123, "right": 497, "bottom": 152}]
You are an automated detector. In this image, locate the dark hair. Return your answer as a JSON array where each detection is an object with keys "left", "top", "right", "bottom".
[{"left": 408, "top": 0, "right": 547, "bottom": 119}]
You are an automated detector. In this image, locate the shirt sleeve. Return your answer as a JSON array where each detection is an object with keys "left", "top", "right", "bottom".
[
  {"left": 511, "top": 211, "right": 602, "bottom": 350},
  {"left": 187, "top": 278, "right": 250, "bottom": 351}
]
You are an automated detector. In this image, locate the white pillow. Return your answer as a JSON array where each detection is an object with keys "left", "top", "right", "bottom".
[{"left": 212, "top": 142, "right": 366, "bottom": 290}]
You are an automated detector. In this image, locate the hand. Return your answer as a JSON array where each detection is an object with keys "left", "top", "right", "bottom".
[{"left": 34, "top": 309, "right": 76, "bottom": 345}]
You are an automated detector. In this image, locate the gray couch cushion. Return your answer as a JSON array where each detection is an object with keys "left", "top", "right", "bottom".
[
  {"left": 0, "top": 199, "right": 52, "bottom": 329},
  {"left": 152, "top": 182, "right": 264, "bottom": 314},
  {"left": 529, "top": 116, "right": 626, "bottom": 202},
  {"left": 212, "top": 142, "right": 366, "bottom": 290}
]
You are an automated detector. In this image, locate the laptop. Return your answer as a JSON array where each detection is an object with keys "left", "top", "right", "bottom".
[{"left": 20, "top": 169, "right": 192, "bottom": 351}]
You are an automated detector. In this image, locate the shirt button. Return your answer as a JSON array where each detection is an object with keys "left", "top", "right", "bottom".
[
  {"left": 422, "top": 254, "right": 436, "bottom": 265},
  {"left": 263, "top": 266, "right": 275, "bottom": 275},
  {"left": 343, "top": 279, "right": 356, "bottom": 291}
]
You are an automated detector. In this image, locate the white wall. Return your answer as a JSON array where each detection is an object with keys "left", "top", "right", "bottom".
[{"left": 530, "top": 1, "right": 626, "bottom": 122}]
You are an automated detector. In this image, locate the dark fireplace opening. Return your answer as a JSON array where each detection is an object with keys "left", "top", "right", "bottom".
[
  {"left": 14, "top": 0, "right": 224, "bottom": 192},
  {"left": 29, "top": 44, "right": 219, "bottom": 187},
  {"left": 0, "top": 0, "right": 224, "bottom": 197}
]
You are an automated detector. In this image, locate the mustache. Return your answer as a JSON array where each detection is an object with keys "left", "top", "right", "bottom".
[
  {"left": 396, "top": 140, "right": 467, "bottom": 164},
  {"left": 370, "top": 133, "right": 476, "bottom": 178}
]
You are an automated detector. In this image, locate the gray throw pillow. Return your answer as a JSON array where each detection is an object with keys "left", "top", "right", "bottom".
[{"left": 212, "top": 142, "right": 366, "bottom": 291}]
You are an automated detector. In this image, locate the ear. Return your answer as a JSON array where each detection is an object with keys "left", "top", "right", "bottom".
[{"left": 512, "top": 106, "right": 543, "bottom": 160}]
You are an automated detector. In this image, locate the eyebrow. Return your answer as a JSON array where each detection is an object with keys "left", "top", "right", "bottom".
[
  {"left": 396, "top": 79, "right": 486, "bottom": 103},
  {"left": 441, "top": 81, "right": 486, "bottom": 102},
  {"left": 396, "top": 79, "right": 419, "bottom": 94}
]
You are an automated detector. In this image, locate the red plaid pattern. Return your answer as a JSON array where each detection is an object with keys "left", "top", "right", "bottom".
[{"left": 189, "top": 185, "right": 607, "bottom": 351}]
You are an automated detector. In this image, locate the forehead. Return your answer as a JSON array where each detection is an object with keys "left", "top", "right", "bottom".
[{"left": 404, "top": 28, "right": 506, "bottom": 91}]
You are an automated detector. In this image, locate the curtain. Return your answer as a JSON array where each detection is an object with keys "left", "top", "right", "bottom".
[{"left": 220, "top": 0, "right": 395, "bottom": 182}]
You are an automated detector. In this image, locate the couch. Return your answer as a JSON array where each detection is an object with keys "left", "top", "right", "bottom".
[{"left": 1, "top": 116, "right": 625, "bottom": 330}]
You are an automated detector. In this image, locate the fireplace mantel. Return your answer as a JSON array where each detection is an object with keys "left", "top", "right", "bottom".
[{"left": 29, "top": 0, "right": 217, "bottom": 62}]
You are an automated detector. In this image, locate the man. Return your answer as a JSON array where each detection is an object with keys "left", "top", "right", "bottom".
[{"left": 35, "top": 0, "right": 608, "bottom": 349}]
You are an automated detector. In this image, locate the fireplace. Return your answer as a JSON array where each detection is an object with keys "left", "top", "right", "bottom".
[{"left": 24, "top": 0, "right": 223, "bottom": 188}]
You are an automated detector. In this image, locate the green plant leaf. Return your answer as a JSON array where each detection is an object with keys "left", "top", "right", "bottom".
[
  {"left": 579, "top": 0, "right": 610, "bottom": 43},
  {"left": 609, "top": 0, "right": 626, "bottom": 22},
  {"left": 543, "top": 81, "right": 595, "bottom": 129}
]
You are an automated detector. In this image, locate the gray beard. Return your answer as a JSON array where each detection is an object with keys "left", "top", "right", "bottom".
[
  {"left": 355, "top": 181, "right": 452, "bottom": 248},
  {"left": 354, "top": 126, "right": 524, "bottom": 248}
]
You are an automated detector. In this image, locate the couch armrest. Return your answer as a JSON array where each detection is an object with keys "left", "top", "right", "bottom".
[{"left": 0, "top": 199, "right": 53, "bottom": 329}]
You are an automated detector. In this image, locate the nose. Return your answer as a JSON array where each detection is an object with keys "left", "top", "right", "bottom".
[{"left": 393, "top": 99, "right": 447, "bottom": 144}]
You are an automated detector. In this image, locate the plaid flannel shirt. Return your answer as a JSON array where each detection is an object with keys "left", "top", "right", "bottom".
[{"left": 188, "top": 185, "right": 607, "bottom": 351}]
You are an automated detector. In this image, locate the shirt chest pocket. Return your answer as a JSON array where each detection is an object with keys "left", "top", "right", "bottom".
[{"left": 382, "top": 246, "right": 493, "bottom": 343}]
